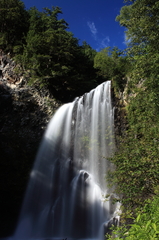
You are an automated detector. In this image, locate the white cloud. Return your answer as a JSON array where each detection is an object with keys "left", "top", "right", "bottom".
[
  {"left": 100, "top": 36, "right": 110, "bottom": 48},
  {"left": 87, "top": 21, "right": 97, "bottom": 38},
  {"left": 87, "top": 21, "right": 110, "bottom": 51},
  {"left": 95, "top": 36, "right": 110, "bottom": 51}
]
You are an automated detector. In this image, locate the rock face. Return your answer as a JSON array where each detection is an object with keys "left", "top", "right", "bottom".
[
  {"left": 111, "top": 87, "right": 128, "bottom": 146},
  {"left": 0, "top": 53, "right": 62, "bottom": 237}
]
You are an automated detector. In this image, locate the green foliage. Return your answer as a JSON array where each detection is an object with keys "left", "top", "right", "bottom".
[
  {"left": 107, "top": 196, "right": 159, "bottom": 240},
  {"left": 116, "top": 0, "right": 159, "bottom": 52},
  {"left": 0, "top": 0, "right": 29, "bottom": 52},
  {"left": 107, "top": 0, "right": 159, "bottom": 238},
  {"left": 107, "top": 78, "right": 159, "bottom": 218},
  {"left": 107, "top": 128, "right": 159, "bottom": 208},
  {"left": 0, "top": 0, "right": 130, "bottom": 102},
  {"left": 94, "top": 47, "right": 130, "bottom": 91},
  {"left": 13, "top": 6, "right": 98, "bottom": 102},
  {"left": 82, "top": 41, "right": 97, "bottom": 61},
  {"left": 116, "top": 0, "right": 159, "bottom": 87}
]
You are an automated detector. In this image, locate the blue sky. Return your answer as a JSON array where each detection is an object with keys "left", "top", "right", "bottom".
[{"left": 22, "top": 0, "right": 126, "bottom": 52}]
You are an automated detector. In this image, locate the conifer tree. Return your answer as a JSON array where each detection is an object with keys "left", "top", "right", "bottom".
[
  {"left": 0, "top": 0, "right": 29, "bottom": 53},
  {"left": 17, "top": 6, "right": 98, "bottom": 101}
]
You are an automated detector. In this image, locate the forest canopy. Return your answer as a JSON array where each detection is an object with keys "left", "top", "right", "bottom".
[{"left": 0, "top": 0, "right": 129, "bottom": 102}]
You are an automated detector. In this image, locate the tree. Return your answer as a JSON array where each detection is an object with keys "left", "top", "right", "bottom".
[
  {"left": 106, "top": 0, "right": 159, "bottom": 227},
  {"left": 116, "top": 0, "right": 159, "bottom": 86},
  {"left": 94, "top": 47, "right": 113, "bottom": 79},
  {"left": 18, "top": 6, "right": 71, "bottom": 84},
  {"left": 82, "top": 41, "right": 96, "bottom": 61},
  {"left": 0, "top": 0, "right": 29, "bottom": 53},
  {"left": 16, "top": 6, "right": 98, "bottom": 102},
  {"left": 94, "top": 47, "right": 130, "bottom": 91},
  {"left": 117, "top": 0, "right": 159, "bottom": 52}
]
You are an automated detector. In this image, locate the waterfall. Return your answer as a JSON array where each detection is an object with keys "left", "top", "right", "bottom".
[{"left": 13, "top": 81, "right": 119, "bottom": 240}]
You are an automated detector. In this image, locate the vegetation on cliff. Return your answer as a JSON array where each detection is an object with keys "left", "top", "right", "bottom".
[{"left": 107, "top": 0, "right": 159, "bottom": 239}]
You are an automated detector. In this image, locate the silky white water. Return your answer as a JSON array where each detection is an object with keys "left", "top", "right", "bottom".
[{"left": 13, "top": 81, "right": 118, "bottom": 240}]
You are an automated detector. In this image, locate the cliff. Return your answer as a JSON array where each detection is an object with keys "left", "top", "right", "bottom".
[{"left": 0, "top": 53, "right": 62, "bottom": 237}]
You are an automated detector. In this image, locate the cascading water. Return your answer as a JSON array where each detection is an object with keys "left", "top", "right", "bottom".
[{"left": 13, "top": 81, "right": 119, "bottom": 240}]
